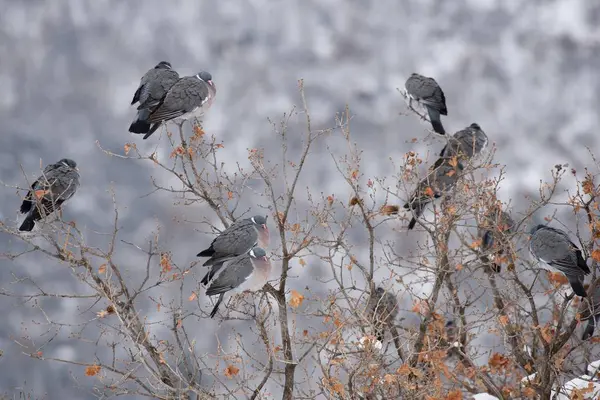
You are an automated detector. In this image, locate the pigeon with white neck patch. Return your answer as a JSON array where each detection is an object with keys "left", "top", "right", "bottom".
[
  {"left": 141, "top": 71, "right": 216, "bottom": 139},
  {"left": 205, "top": 247, "right": 272, "bottom": 318},
  {"left": 198, "top": 215, "right": 269, "bottom": 285}
]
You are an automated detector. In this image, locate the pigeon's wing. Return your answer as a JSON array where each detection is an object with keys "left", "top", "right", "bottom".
[
  {"left": 211, "top": 224, "right": 258, "bottom": 256},
  {"left": 148, "top": 77, "right": 210, "bottom": 123},
  {"left": 137, "top": 69, "right": 180, "bottom": 110},
  {"left": 205, "top": 255, "right": 254, "bottom": 296}
]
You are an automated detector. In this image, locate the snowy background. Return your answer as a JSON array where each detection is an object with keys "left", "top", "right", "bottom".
[{"left": 1, "top": 0, "right": 600, "bottom": 398}]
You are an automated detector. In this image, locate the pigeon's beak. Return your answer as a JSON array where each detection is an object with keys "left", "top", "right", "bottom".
[{"left": 75, "top": 166, "right": 80, "bottom": 172}]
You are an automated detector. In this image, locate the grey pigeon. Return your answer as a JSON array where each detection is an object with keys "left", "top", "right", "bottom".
[
  {"left": 433, "top": 123, "right": 488, "bottom": 169},
  {"left": 404, "top": 73, "right": 448, "bottom": 135},
  {"left": 142, "top": 71, "right": 216, "bottom": 139},
  {"left": 581, "top": 284, "right": 600, "bottom": 340},
  {"left": 404, "top": 161, "right": 463, "bottom": 230},
  {"left": 478, "top": 206, "right": 515, "bottom": 273},
  {"left": 129, "top": 61, "right": 180, "bottom": 134},
  {"left": 205, "top": 247, "right": 272, "bottom": 318},
  {"left": 19, "top": 159, "right": 80, "bottom": 232},
  {"left": 198, "top": 215, "right": 269, "bottom": 284},
  {"left": 366, "top": 286, "right": 398, "bottom": 342},
  {"left": 529, "top": 224, "right": 590, "bottom": 297}
]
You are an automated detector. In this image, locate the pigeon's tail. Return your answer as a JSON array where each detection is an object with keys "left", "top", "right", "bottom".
[
  {"left": 209, "top": 293, "right": 225, "bottom": 318},
  {"left": 200, "top": 262, "right": 225, "bottom": 286},
  {"left": 576, "top": 250, "right": 591, "bottom": 274},
  {"left": 408, "top": 217, "right": 418, "bottom": 230},
  {"left": 427, "top": 107, "right": 445, "bottom": 135},
  {"left": 569, "top": 277, "right": 588, "bottom": 297},
  {"left": 582, "top": 314, "right": 600, "bottom": 340},
  {"left": 19, "top": 216, "right": 36, "bottom": 232},
  {"left": 197, "top": 246, "right": 215, "bottom": 258},
  {"left": 143, "top": 123, "right": 162, "bottom": 140},
  {"left": 129, "top": 109, "right": 151, "bottom": 134}
]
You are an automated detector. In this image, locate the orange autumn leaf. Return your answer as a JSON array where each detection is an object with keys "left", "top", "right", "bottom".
[
  {"left": 383, "top": 374, "right": 396, "bottom": 385},
  {"left": 188, "top": 292, "right": 197, "bottom": 301},
  {"left": 522, "top": 387, "right": 537, "bottom": 399},
  {"left": 351, "top": 170, "right": 359, "bottom": 180},
  {"left": 380, "top": 204, "right": 400, "bottom": 216},
  {"left": 349, "top": 196, "right": 362, "bottom": 206},
  {"left": 488, "top": 352, "right": 509, "bottom": 371},
  {"left": 227, "top": 191, "right": 234, "bottom": 200},
  {"left": 327, "top": 195, "right": 334, "bottom": 206},
  {"left": 160, "top": 253, "right": 172, "bottom": 274},
  {"left": 124, "top": 143, "right": 131, "bottom": 155},
  {"left": 98, "top": 264, "right": 107, "bottom": 274},
  {"left": 298, "top": 258, "right": 306, "bottom": 266},
  {"left": 547, "top": 272, "right": 569, "bottom": 286},
  {"left": 193, "top": 125, "right": 205, "bottom": 137},
  {"left": 397, "top": 364, "right": 411, "bottom": 375},
  {"left": 289, "top": 290, "right": 305, "bottom": 308},
  {"left": 224, "top": 365, "right": 239, "bottom": 378},
  {"left": 445, "top": 389, "right": 462, "bottom": 400},
  {"left": 34, "top": 189, "right": 49, "bottom": 199},
  {"left": 446, "top": 169, "right": 456, "bottom": 177},
  {"left": 498, "top": 315, "right": 509, "bottom": 326},
  {"left": 423, "top": 187, "right": 435, "bottom": 197},
  {"left": 582, "top": 176, "right": 594, "bottom": 195},
  {"left": 85, "top": 365, "right": 101, "bottom": 377},
  {"left": 591, "top": 249, "right": 600, "bottom": 262}
]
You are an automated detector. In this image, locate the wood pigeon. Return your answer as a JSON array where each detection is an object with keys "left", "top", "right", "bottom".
[
  {"left": 404, "top": 73, "right": 448, "bottom": 135},
  {"left": 433, "top": 123, "right": 488, "bottom": 169},
  {"left": 404, "top": 161, "right": 463, "bottom": 230},
  {"left": 477, "top": 206, "right": 515, "bottom": 273},
  {"left": 529, "top": 224, "right": 590, "bottom": 297},
  {"left": 129, "top": 61, "right": 180, "bottom": 134},
  {"left": 198, "top": 215, "right": 269, "bottom": 285},
  {"left": 19, "top": 159, "right": 80, "bottom": 232},
  {"left": 205, "top": 247, "right": 272, "bottom": 318},
  {"left": 366, "top": 286, "right": 399, "bottom": 342},
  {"left": 141, "top": 71, "right": 216, "bottom": 139}
]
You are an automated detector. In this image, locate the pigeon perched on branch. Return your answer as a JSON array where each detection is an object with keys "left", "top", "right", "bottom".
[
  {"left": 433, "top": 123, "right": 488, "bottom": 169},
  {"left": 478, "top": 206, "right": 515, "bottom": 273},
  {"left": 140, "top": 71, "right": 216, "bottom": 139},
  {"left": 129, "top": 61, "right": 179, "bottom": 134},
  {"left": 366, "top": 287, "right": 399, "bottom": 342},
  {"left": 205, "top": 247, "right": 272, "bottom": 318},
  {"left": 404, "top": 73, "right": 448, "bottom": 135},
  {"left": 198, "top": 215, "right": 269, "bottom": 285},
  {"left": 404, "top": 162, "right": 463, "bottom": 230},
  {"left": 529, "top": 224, "right": 590, "bottom": 297},
  {"left": 19, "top": 159, "right": 80, "bottom": 232}
]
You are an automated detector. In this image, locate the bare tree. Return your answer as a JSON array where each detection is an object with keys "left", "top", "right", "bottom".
[{"left": 1, "top": 81, "right": 600, "bottom": 399}]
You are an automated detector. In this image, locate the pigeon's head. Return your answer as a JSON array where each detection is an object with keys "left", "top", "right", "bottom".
[
  {"left": 374, "top": 287, "right": 386, "bottom": 297},
  {"left": 156, "top": 61, "right": 172, "bottom": 70},
  {"left": 469, "top": 123, "right": 481, "bottom": 130},
  {"left": 59, "top": 159, "right": 79, "bottom": 171},
  {"left": 197, "top": 71, "right": 214, "bottom": 87},
  {"left": 251, "top": 215, "right": 270, "bottom": 247},
  {"left": 249, "top": 247, "right": 269, "bottom": 263},
  {"left": 529, "top": 224, "right": 546, "bottom": 235}
]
